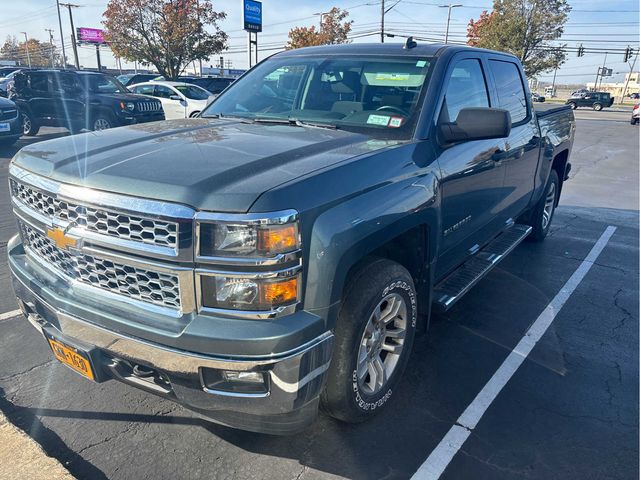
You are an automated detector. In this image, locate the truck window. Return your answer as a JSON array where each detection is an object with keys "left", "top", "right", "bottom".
[
  {"left": 441, "top": 59, "right": 489, "bottom": 122},
  {"left": 489, "top": 60, "right": 527, "bottom": 123},
  {"left": 28, "top": 72, "right": 49, "bottom": 93}
]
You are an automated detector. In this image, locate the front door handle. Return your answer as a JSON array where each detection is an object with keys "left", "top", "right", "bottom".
[{"left": 492, "top": 149, "right": 509, "bottom": 162}]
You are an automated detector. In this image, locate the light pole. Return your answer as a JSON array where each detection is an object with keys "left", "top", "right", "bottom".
[
  {"left": 20, "top": 32, "right": 32, "bottom": 68},
  {"left": 45, "top": 28, "right": 55, "bottom": 67},
  {"left": 313, "top": 11, "right": 330, "bottom": 32},
  {"left": 439, "top": 4, "right": 462, "bottom": 44}
]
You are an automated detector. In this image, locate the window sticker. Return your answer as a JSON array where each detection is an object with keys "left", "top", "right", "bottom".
[
  {"left": 367, "top": 114, "right": 391, "bottom": 126},
  {"left": 389, "top": 116, "right": 404, "bottom": 128},
  {"left": 374, "top": 73, "right": 410, "bottom": 82},
  {"left": 416, "top": 60, "right": 427, "bottom": 67}
]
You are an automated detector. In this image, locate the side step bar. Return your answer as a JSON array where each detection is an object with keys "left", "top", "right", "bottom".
[{"left": 432, "top": 224, "right": 532, "bottom": 312}]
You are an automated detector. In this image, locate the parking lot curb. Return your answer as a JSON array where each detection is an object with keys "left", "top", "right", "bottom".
[{"left": 0, "top": 410, "right": 75, "bottom": 479}]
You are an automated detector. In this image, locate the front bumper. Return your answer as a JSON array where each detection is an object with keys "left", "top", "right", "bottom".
[
  {"left": 0, "top": 112, "right": 21, "bottom": 140},
  {"left": 8, "top": 235, "right": 334, "bottom": 435},
  {"left": 117, "top": 112, "right": 165, "bottom": 125}
]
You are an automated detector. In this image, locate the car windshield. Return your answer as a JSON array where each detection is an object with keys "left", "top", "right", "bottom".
[
  {"left": 174, "top": 84, "right": 210, "bottom": 100},
  {"left": 202, "top": 55, "right": 434, "bottom": 138},
  {"left": 117, "top": 74, "right": 133, "bottom": 84},
  {"left": 80, "top": 74, "right": 128, "bottom": 94}
]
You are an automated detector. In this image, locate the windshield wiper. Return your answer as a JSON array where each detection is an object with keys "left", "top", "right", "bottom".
[{"left": 251, "top": 116, "right": 338, "bottom": 130}]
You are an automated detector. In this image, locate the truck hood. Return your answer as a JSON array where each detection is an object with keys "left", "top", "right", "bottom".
[{"left": 12, "top": 118, "right": 397, "bottom": 212}]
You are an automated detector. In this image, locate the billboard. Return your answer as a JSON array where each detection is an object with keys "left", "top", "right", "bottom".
[
  {"left": 76, "top": 28, "right": 105, "bottom": 44},
  {"left": 243, "top": 0, "right": 262, "bottom": 32}
]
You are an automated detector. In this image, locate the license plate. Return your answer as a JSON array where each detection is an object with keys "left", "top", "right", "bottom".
[
  {"left": 0, "top": 123, "right": 9, "bottom": 132},
  {"left": 47, "top": 337, "right": 95, "bottom": 380}
]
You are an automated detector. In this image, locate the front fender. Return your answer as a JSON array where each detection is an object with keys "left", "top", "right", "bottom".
[{"left": 304, "top": 171, "right": 440, "bottom": 328}]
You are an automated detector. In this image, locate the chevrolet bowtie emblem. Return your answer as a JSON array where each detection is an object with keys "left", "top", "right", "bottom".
[{"left": 47, "top": 227, "right": 79, "bottom": 250}]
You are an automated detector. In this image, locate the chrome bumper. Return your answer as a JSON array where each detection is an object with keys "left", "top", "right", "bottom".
[{"left": 8, "top": 235, "right": 334, "bottom": 435}]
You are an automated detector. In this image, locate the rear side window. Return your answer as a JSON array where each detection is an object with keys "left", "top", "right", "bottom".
[
  {"left": 132, "top": 84, "right": 155, "bottom": 96},
  {"left": 29, "top": 73, "right": 49, "bottom": 93},
  {"left": 489, "top": 60, "right": 527, "bottom": 123},
  {"left": 441, "top": 59, "right": 489, "bottom": 123}
]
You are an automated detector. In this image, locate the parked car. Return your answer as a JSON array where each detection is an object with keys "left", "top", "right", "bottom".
[
  {"left": 0, "top": 69, "right": 26, "bottom": 97},
  {"left": 128, "top": 81, "right": 214, "bottom": 119},
  {"left": 177, "top": 76, "right": 236, "bottom": 95},
  {"left": 629, "top": 92, "right": 640, "bottom": 100},
  {"left": 631, "top": 102, "right": 639, "bottom": 125},
  {"left": 531, "top": 92, "right": 545, "bottom": 102},
  {"left": 117, "top": 73, "right": 163, "bottom": 87},
  {"left": 7, "top": 42, "right": 574, "bottom": 435},
  {"left": 0, "top": 96, "right": 21, "bottom": 146},
  {"left": 566, "top": 91, "right": 614, "bottom": 110},
  {"left": 11, "top": 69, "right": 164, "bottom": 135},
  {"left": 0, "top": 66, "right": 20, "bottom": 78}
]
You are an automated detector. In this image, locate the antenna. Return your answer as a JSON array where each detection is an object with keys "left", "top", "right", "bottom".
[{"left": 404, "top": 36, "right": 417, "bottom": 50}]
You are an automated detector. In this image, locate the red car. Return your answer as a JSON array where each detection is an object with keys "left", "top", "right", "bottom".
[{"left": 632, "top": 103, "right": 639, "bottom": 125}]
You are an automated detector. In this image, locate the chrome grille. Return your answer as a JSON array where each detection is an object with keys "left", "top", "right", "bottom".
[
  {"left": 10, "top": 179, "right": 178, "bottom": 249},
  {"left": 0, "top": 107, "right": 18, "bottom": 121},
  {"left": 137, "top": 101, "right": 161, "bottom": 112},
  {"left": 20, "top": 223, "right": 181, "bottom": 309}
]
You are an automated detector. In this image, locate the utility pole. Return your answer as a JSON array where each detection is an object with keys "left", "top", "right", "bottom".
[
  {"left": 60, "top": 3, "right": 81, "bottom": 70},
  {"left": 56, "top": 0, "right": 67, "bottom": 68},
  {"left": 45, "top": 29, "right": 55, "bottom": 67},
  {"left": 596, "top": 52, "right": 608, "bottom": 90},
  {"left": 381, "top": 0, "right": 385, "bottom": 43},
  {"left": 550, "top": 66, "right": 558, "bottom": 97},
  {"left": 439, "top": 4, "right": 462, "bottom": 44},
  {"left": 20, "top": 32, "right": 31, "bottom": 68},
  {"left": 620, "top": 51, "right": 638, "bottom": 103}
]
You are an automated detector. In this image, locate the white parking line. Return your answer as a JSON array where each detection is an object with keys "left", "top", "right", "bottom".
[
  {"left": 412, "top": 225, "right": 617, "bottom": 480},
  {"left": 0, "top": 309, "right": 22, "bottom": 322}
]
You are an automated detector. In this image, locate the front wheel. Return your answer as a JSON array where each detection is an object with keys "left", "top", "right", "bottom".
[
  {"left": 631, "top": 117, "right": 639, "bottom": 125},
  {"left": 568, "top": 102, "right": 577, "bottom": 110},
  {"left": 528, "top": 169, "right": 559, "bottom": 242},
  {"left": 593, "top": 103, "right": 603, "bottom": 111},
  {"left": 22, "top": 112, "right": 40, "bottom": 136},
  {"left": 321, "top": 258, "right": 417, "bottom": 423},
  {"left": 91, "top": 113, "right": 114, "bottom": 131},
  {"left": 189, "top": 111, "right": 201, "bottom": 118}
]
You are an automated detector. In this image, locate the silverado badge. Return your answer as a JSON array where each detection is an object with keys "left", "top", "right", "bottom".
[{"left": 46, "top": 226, "right": 79, "bottom": 250}]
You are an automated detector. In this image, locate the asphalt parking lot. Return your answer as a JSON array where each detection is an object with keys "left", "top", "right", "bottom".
[{"left": 0, "top": 109, "right": 637, "bottom": 480}]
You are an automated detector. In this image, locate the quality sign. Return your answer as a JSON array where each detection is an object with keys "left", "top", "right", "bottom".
[{"left": 243, "top": 0, "right": 262, "bottom": 32}]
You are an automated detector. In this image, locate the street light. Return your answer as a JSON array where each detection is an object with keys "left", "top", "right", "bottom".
[
  {"left": 20, "top": 32, "right": 32, "bottom": 68},
  {"left": 439, "top": 4, "right": 462, "bottom": 44},
  {"left": 313, "top": 11, "right": 331, "bottom": 31}
]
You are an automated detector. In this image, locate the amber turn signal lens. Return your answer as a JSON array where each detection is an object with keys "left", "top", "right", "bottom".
[
  {"left": 259, "top": 278, "right": 298, "bottom": 306},
  {"left": 257, "top": 225, "right": 298, "bottom": 253}
]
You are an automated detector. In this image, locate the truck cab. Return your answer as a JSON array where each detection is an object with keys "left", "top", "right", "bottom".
[{"left": 7, "top": 43, "right": 574, "bottom": 434}]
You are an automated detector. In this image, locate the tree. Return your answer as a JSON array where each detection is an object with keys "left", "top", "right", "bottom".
[
  {"left": 286, "top": 7, "right": 353, "bottom": 49},
  {"left": 0, "top": 36, "right": 59, "bottom": 67},
  {"left": 103, "top": 0, "right": 227, "bottom": 80},
  {"left": 466, "top": 0, "right": 571, "bottom": 77}
]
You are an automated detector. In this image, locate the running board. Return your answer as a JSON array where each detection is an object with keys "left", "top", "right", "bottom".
[{"left": 433, "top": 224, "right": 532, "bottom": 312}]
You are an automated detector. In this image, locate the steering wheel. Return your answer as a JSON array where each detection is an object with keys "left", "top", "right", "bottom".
[{"left": 376, "top": 105, "right": 409, "bottom": 116}]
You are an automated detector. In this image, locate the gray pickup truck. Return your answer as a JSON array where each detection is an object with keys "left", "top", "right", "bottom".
[{"left": 7, "top": 42, "right": 574, "bottom": 434}]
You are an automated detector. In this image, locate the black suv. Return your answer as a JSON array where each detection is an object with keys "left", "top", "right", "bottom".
[
  {"left": 177, "top": 76, "right": 236, "bottom": 95},
  {"left": 566, "top": 91, "right": 614, "bottom": 111},
  {"left": 11, "top": 69, "right": 164, "bottom": 135},
  {"left": 117, "top": 73, "right": 163, "bottom": 87}
]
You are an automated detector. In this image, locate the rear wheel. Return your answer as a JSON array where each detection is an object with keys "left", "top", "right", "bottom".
[
  {"left": 189, "top": 111, "right": 201, "bottom": 118},
  {"left": 22, "top": 112, "right": 39, "bottom": 136},
  {"left": 528, "top": 170, "right": 559, "bottom": 242},
  {"left": 593, "top": 103, "right": 603, "bottom": 111},
  {"left": 321, "top": 258, "right": 417, "bottom": 423}
]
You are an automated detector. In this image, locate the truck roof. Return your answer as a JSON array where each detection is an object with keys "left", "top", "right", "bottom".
[{"left": 277, "top": 42, "right": 518, "bottom": 60}]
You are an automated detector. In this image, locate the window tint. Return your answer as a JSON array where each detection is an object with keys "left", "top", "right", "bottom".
[
  {"left": 29, "top": 73, "right": 49, "bottom": 93},
  {"left": 154, "top": 85, "right": 174, "bottom": 99},
  {"left": 489, "top": 60, "right": 527, "bottom": 123},
  {"left": 441, "top": 59, "right": 489, "bottom": 123}
]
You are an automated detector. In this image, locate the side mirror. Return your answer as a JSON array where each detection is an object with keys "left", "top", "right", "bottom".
[
  {"left": 169, "top": 94, "right": 182, "bottom": 101},
  {"left": 438, "top": 108, "right": 511, "bottom": 145}
]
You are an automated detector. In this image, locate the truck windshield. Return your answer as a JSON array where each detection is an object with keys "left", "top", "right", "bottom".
[{"left": 202, "top": 55, "right": 433, "bottom": 138}]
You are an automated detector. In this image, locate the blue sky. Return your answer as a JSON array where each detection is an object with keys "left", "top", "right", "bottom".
[{"left": 1, "top": 0, "right": 638, "bottom": 84}]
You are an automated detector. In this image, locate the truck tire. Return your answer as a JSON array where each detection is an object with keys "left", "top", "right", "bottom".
[
  {"left": 321, "top": 258, "right": 417, "bottom": 423},
  {"left": 529, "top": 169, "right": 559, "bottom": 242},
  {"left": 91, "top": 112, "right": 115, "bottom": 131},
  {"left": 632, "top": 117, "right": 639, "bottom": 125},
  {"left": 21, "top": 111, "right": 39, "bottom": 136},
  {"left": 568, "top": 102, "right": 577, "bottom": 110},
  {"left": 593, "top": 103, "right": 603, "bottom": 111}
]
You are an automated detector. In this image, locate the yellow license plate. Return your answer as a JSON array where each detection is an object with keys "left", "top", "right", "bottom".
[{"left": 47, "top": 338, "right": 95, "bottom": 380}]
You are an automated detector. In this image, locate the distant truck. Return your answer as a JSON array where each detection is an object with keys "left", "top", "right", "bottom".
[
  {"left": 566, "top": 91, "right": 614, "bottom": 110},
  {"left": 8, "top": 42, "right": 575, "bottom": 434}
]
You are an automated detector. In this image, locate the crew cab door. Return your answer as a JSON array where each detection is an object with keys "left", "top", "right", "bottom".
[
  {"left": 485, "top": 58, "right": 540, "bottom": 220},
  {"left": 51, "top": 72, "right": 85, "bottom": 130},
  {"left": 435, "top": 56, "right": 507, "bottom": 279}
]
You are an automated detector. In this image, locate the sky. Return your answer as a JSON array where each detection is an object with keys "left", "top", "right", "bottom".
[{"left": 1, "top": 0, "right": 638, "bottom": 85}]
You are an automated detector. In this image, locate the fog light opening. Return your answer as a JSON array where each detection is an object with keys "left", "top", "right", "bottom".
[{"left": 201, "top": 367, "right": 270, "bottom": 396}]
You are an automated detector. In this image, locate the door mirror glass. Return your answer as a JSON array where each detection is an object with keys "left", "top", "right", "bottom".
[{"left": 438, "top": 107, "right": 511, "bottom": 144}]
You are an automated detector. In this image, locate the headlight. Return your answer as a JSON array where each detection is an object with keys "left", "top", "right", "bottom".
[
  {"left": 199, "top": 270, "right": 300, "bottom": 312},
  {"left": 120, "top": 101, "right": 135, "bottom": 111},
  {"left": 196, "top": 210, "right": 300, "bottom": 259}
]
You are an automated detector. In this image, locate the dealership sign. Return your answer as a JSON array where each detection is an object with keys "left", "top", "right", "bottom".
[
  {"left": 76, "top": 27, "right": 106, "bottom": 44},
  {"left": 243, "top": 0, "right": 262, "bottom": 32}
]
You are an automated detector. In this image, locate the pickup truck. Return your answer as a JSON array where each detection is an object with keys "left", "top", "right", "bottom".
[
  {"left": 10, "top": 69, "right": 164, "bottom": 135},
  {"left": 7, "top": 42, "right": 574, "bottom": 435}
]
